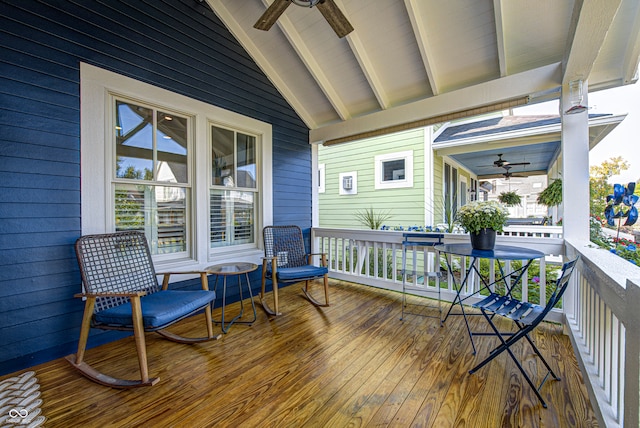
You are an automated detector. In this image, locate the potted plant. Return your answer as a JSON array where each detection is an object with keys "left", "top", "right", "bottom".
[
  {"left": 537, "top": 178, "right": 562, "bottom": 207},
  {"left": 354, "top": 207, "right": 392, "bottom": 230},
  {"left": 456, "top": 200, "right": 509, "bottom": 250},
  {"left": 498, "top": 191, "right": 521, "bottom": 206}
]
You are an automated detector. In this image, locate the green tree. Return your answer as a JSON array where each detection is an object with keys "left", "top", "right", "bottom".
[{"left": 589, "top": 156, "right": 630, "bottom": 217}]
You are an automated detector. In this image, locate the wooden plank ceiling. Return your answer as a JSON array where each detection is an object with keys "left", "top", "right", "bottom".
[{"left": 208, "top": 0, "right": 640, "bottom": 146}]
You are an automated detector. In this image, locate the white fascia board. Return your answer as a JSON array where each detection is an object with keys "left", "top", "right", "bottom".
[{"left": 310, "top": 62, "right": 562, "bottom": 144}]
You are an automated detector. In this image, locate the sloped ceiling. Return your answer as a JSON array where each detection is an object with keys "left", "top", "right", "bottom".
[{"left": 208, "top": 0, "right": 640, "bottom": 145}]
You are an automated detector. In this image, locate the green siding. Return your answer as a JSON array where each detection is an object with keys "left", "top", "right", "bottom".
[
  {"left": 432, "top": 154, "right": 444, "bottom": 224},
  {"left": 318, "top": 129, "right": 426, "bottom": 229}
]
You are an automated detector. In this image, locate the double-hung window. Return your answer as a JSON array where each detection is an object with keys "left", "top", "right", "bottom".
[
  {"left": 113, "top": 99, "right": 191, "bottom": 256},
  {"left": 81, "top": 63, "right": 272, "bottom": 270},
  {"left": 210, "top": 125, "right": 257, "bottom": 249}
]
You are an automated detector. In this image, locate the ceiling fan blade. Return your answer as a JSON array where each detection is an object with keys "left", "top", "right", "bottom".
[
  {"left": 254, "top": 0, "right": 291, "bottom": 31},
  {"left": 316, "top": 0, "right": 354, "bottom": 38},
  {"left": 503, "top": 161, "right": 530, "bottom": 167}
]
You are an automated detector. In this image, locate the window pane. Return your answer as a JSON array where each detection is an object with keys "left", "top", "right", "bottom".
[
  {"left": 210, "top": 189, "right": 254, "bottom": 248},
  {"left": 211, "top": 126, "right": 235, "bottom": 186},
  {"left": 237, "top": 133, "right": 256, "bottom": 188},
  {"left": 156, "top": 111, "right": 188, "bottom": 183},
  {"left": 382, "top": 159, "right": 405, "bottom": 181},
  {"left": 115, "top": 101, "right": 153, "bottom": 180},
  {"left": 115, "top": 183, "right": 188, "bottom": 255}
]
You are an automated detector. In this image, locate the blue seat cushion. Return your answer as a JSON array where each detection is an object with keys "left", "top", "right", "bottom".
[
  {"left": 94, "top": 290, "right": 216, "bottom": 329},
  {"left": 276, "top": 265, "right": 328, "bottom": 282}
]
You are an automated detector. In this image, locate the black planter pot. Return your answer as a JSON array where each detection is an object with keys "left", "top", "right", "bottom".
[{"left": 469, "top": 228, "right": 496, "bottom": 250}]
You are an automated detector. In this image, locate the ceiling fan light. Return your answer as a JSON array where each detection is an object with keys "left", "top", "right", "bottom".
[{"left": 291, "top": 0, "right": 320, "bottom": 7}]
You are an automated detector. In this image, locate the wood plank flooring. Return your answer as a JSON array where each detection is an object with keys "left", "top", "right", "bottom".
[{"left": 6, "top": 279, "right": 598, "bottom": 427}]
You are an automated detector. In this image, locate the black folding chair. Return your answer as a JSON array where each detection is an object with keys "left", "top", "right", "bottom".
[{"left": 468, "top": 257, "right": 579, "bottom": 408}]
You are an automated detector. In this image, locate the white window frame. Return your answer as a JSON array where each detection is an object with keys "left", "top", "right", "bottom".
[
  {"left": 208, "top": 123, "right": 260, "bottom": 254},
  {"left": 111, "top": 96, "right": 193, "bottom": 263},
  {"left": 318, "top": 163, "right": 326, "bottom": 194},
  {"left": 80, "top": 63, "right": 272, "bottom": 272},
  {"left": 375, "top": 150, "right": 413, "bottom": 189},
  {"left": 460, "top": 176, "right": 468, "bottom": 206}
]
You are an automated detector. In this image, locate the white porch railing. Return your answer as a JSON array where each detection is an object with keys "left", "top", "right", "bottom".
[
  {"left": 563, "top": 240, "right": 640, "bottom": 428},
  {"left": 311, "top": 228, "right": 640, "bottom": 428},
  {"left": 500, "top": 224, "right": 563, "bottom": 238},
  {"left": 313, "top": 227, "right": 565, "bottom": 320}
]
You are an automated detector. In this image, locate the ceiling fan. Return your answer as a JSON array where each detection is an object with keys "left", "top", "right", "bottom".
[
  {"left": 254, "top": 0, "right": 354, "bottom": 38},
  {"left": 491, "top": 153, "right": 530, "bottom": 168},
  {"left": 502, "top": 165, "right": 526, "bottom": 180}
]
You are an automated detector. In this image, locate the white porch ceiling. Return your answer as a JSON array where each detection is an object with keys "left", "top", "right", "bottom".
[{"left": 208, "top": 0, "right": 640, "bottom": 145}]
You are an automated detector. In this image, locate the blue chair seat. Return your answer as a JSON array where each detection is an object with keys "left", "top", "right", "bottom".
[
  {"left": 276, "top": 265, "right": 329, "bottom": 282},
  {"left": 94, "top": 290, "right": 216, "bottom": 329}
]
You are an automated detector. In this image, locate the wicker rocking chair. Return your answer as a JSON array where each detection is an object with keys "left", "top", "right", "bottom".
[
  {"left": 260, "top": 225, "right": 329, "bottom": 316},
  {"left": 66, "top": 231, "right": 220, "bottom": 388}
]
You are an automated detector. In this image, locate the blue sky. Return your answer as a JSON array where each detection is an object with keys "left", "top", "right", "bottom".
[{"left": 514, "top": 82, "right": 640, "bottom": 184}]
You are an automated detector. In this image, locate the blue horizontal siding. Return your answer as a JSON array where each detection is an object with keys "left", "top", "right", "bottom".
[
  {"left": 0, "top": 0, "right": 311, "bottom": 375},
  {"left": 0, "top": 172, "right": 79, "bottom": 191}
]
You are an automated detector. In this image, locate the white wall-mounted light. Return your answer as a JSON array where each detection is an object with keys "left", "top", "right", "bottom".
[
  {"left": 565, "top": 79, "right": 588, "bottom": 115},
  {"left": 342, "top": 176, "right": 353, "bottom": 190},
  {"left": 339, "top": 171, "right": 357, "bottom": 195}
]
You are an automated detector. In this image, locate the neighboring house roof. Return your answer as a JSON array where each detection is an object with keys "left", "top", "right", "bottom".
[
  {"left": 435, "top": 114, "right": 607, "bottom": 142},
  {"left": 433, "top": 113, "right": 626, "bottom": 179}
]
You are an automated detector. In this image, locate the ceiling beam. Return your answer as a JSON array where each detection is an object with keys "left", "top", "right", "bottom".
[
  {"left": 311, "top": 62, "right": 562, "bottom": 145},
  {"left": 493, "top": 0, "right": 507, "bottom": 77},
  {"left": 562, "top": 0, "right": 622, "bottom": 84},
  {"left": 260, "top": 0, "right": 351, "bottom": 121},
  {"left": 207, "top": 0, "right": 317, "bottom": 128},
  {"left": 404, "top": 0, "right": 439, "bottom": 95}
]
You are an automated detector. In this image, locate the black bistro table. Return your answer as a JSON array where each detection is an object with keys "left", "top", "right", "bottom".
[
  {"left": 206, "top": 262, "right": 258, "bottom": 334},
  {"left": 434, "top": 243, "right": 545, "bottom": 354}
]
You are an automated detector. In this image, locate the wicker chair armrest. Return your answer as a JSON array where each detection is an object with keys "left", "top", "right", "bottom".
[
  {"left": 307, "top": 252, "right": 328, "bottom": 266},
  {"left": 73, "top": 291, "right": 147, "bottom": 299},
  {"left": 306, "top": 252, "right": 327, "bottom": 257},
  {"left": 155, "top": 271, "right": 208, "bottom": 276},
  {"left": 157, "top": 271, "right": 212, "bottom": 291}
]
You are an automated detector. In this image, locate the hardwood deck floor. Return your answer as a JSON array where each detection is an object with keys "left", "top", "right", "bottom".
[{"left": 8, "top": 280, "right": 597, "bottom": 427}]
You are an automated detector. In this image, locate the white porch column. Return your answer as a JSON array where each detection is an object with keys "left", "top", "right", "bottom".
[
  {"left": 423, "top": 127, "right": 434, "bottom": 227},
  {"left": 311, "top": 142, "right": 320, "bottom": 228},
  {"left": 561, "top": 80, "right": 590, "bottom": 241}
]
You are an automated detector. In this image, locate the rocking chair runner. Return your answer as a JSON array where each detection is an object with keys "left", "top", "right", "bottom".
[
  {"left": 260, "top": 225, "right": 329, "bottom": 316},
  {"left": 66, "top": 231, "right": 221, "bottom": 388},
  {"left": 468, "top": 257, "right": 579, "bottom": 408}
]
